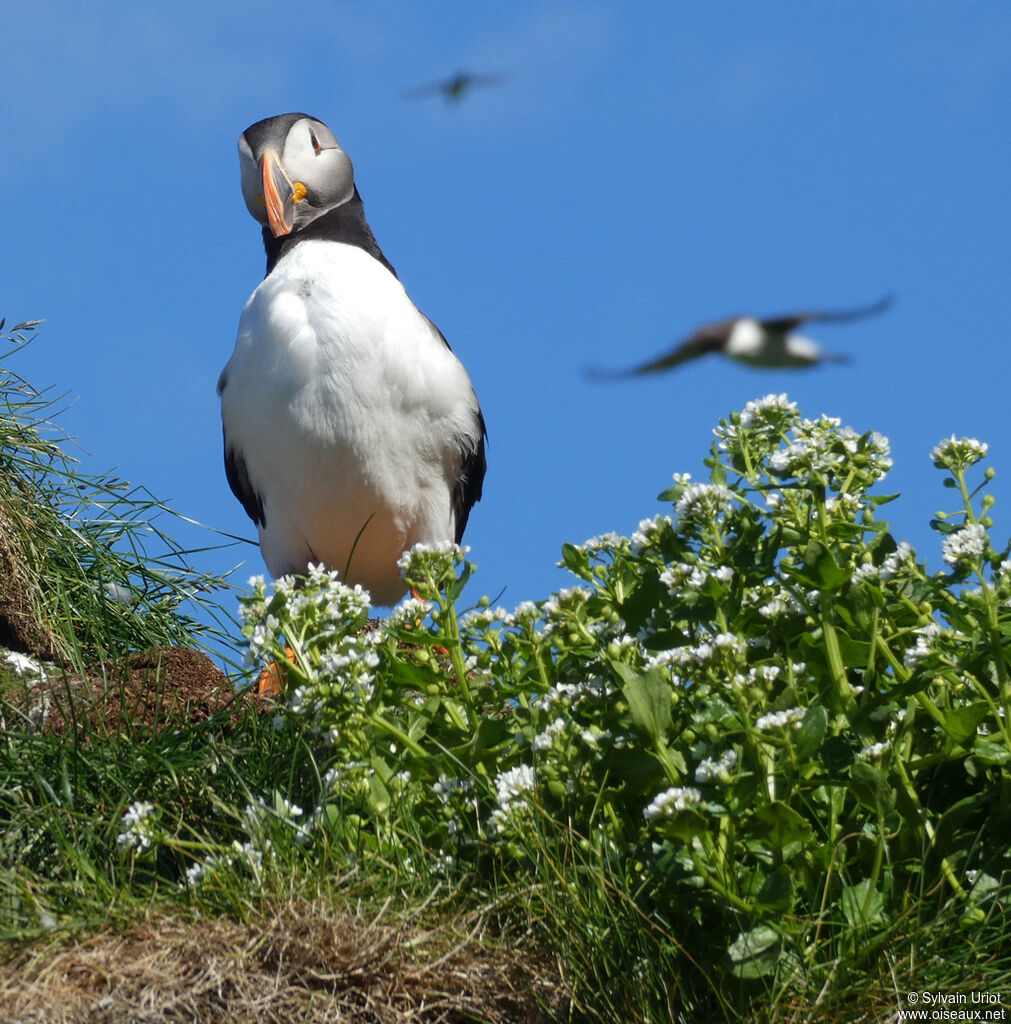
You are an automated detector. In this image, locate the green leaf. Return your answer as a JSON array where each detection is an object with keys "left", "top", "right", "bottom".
[
  {"left": 658, "top": 808, "right": 708, "bottom": 843},
  {"left": 840, "top": 879, "right": 885, "bottom": 929},
  {"left": 406, "top": 696, "right": 441, "bottom": 742},
  {"left": 756, "top": 865, "right": 794, "bottom": 911},
  {"left": 368, "top": 770, "right": 391, "bottom": 816},
  {"left": 941, "top": 702, "right": 990, "bottom": 745},
  {"left": 559, "top": 542, "right": 592, "bottom": 580},
  {"left": 753, "top": 801, "right": 813, "bottom": 851},
  {"left": 803, "top": 540, "right": 851, "bottom": 591},
  {"left": 792, "top": 705, "right": 828, "bottom": 759},
  {"left": 611, "top": 661, "right": 672, "bottom": 745},
  {"left": 849, "top": 761, "right": 895, "bottom": 816},
  {"left": 728, "top": 926, "right": 781, "bottom": 979},
  {"left": 969, "top": 741, "right": 1011, "bottom": 768}
]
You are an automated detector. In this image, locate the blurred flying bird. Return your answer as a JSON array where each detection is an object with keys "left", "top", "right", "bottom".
[
  {"left": 403, "top": 70, "right": 506, "bottom": 103},
  {"left": 586, "top": 295, "right": 893, "bottom": 379}
]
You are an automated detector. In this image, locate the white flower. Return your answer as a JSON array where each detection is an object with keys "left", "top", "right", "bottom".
[
  {"left": 117, "top": 801, "right": 158, "bottom": 853},
  {"left": 532, "top": 717, "right": 567, "bottom": 751},
  {"left": 712, "top": 632, "right": 746, "bottom": 656},
  {"left": 488, "top": 764, "right": 537, "bottom": 834},
  {"left": 859, "top": 740, "right": 891, "bottom": 759},
  {"left": 630, "top": 515, "right": 672, "bottom": 555},
  {"left": 542, "top": 586, "right": 592, "bottom": 618},
  {"left": 532, "top": 676, "right": 611, "bottom": 712},
  {"left": 930, "top": 436, "right": 988, "bottom": 468},
  {"left": 643, "top": 786, "right": 702, "bottom": 821},
  {"left": 184, "top": 862, "right": 206, "bottom": 888},
  {"left": 769, "top": 442, "right": 808, "bottom": 475},
  {"left": 275, "top": 796, "right": 303, "bottom": 819},
  {"left": 397, "top": 541, "right": 470, "bottom": 577},
  {"left": 674, "top": 483, "right": 735, "bottom": 520},
  {"left": 566, "top": 531, "right": 626, "bottom": 561},
  {"left": 494, "top": 764, "right": 536, "bottom": 807},
  {"left": 660, "top": 562, "right": 706, "bottom": 591},
  {"left": 694, "top": 748, "right": 738, "bottom": 783},
  {"left": 904, "top": 622, "right": 944, "bottom": 668},
  {"left": 755, "top": 707, "right": 805, "bottom": 732},
  {"left": 738, "top": 393, "right": 797, "bottom": 429},
  {"left": 941, "top": 523, "right": 987, "bottom": 565},
  {"left": 388, "top": 596, "right": 434, "bottom": 626},
  {"left": 507, "top": 601, "right": 539, "bottom": 627},
  {"left": 433, "top": 774, "right": 475, "bottom": 804},
  {"left": 458, "top": 605, "right": 509, "bottom": 631}
]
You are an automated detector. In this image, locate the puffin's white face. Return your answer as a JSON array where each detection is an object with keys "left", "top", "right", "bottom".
[{"left": 239, "top": 114, "right": 355, "bottom": 238}]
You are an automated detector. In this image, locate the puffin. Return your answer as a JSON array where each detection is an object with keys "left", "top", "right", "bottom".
[
  {"left": 586, "top": 295, "right": 892, "bottom": 379},
  {"left": 218, "top": 113, "right": 486, "bottom": 605},
  {"left": 403, "top": 70, "right": 505, "bottom": 104}
]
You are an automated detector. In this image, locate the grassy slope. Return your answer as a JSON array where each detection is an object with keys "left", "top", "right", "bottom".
[{"left": 2, "top": 322, "right": 1009, "bottom": 1023}]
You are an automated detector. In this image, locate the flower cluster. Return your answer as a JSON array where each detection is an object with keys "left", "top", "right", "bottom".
[
  {"left": 643, "top": 786, "right": 703, "bottom": 821},
  {"left": 397, "top": 541, "right": 470, "bottom": 596},
  {"left": 941, "top": 523, "right": 988, "bottom": 566},
  {"left": 488, "top": 764, "right": 537, "bottom": 835},
  {"left": 755, "top": 707, "right": 805, "bottom": 732},
  {"left": 930, "top": 435, "right": 988, "bottom": 470},
  {"left": 223, "top": 394, "right": 1007, "bottom": 999},
  {"left": 117, "top": 801, "right": 159, "bottom": 854},
  {"left": 694, "top": 747, "right": 738, "bottom": 783}
]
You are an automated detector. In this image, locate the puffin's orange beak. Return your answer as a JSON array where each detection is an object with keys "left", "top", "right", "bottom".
[{"left": 260, "top": 149, "right": 296, "bottom": 238}]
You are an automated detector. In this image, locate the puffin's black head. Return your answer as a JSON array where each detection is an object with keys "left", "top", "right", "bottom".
[{"left": 239, "top": 113, "right": 355, "bottom": 238}]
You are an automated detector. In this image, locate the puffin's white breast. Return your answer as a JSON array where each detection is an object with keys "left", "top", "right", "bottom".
[{"left": 220, "top": 240, "right": 480, "bottom": 603}]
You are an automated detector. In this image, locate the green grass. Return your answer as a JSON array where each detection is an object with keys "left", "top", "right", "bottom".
[
  {"left": 2, "top": 324, "right": 1009, "bottom": 1022},
  {"left": 0, "top": 318, "right": 239, "bottom": 670}
]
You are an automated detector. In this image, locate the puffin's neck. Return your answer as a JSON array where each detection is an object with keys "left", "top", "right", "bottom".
[{"left": 261, "top": 186, "right": 398, "bottom": 279}]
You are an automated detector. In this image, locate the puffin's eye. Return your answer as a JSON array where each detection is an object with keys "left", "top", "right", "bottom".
[{"left": 309, "top": 129, "right": 322, "bottom": 154}]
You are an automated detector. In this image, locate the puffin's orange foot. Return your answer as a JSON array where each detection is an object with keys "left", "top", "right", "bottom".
[{"left": 256, "top": 645, "right": 295, "bottom": 697}]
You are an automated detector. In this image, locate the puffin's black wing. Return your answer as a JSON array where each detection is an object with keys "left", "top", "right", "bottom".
[
  {"left": 453, "top": 409, "right": 487, "bottom": 544},
  {"left": 585, "top": 320, "right": 736, "bottom": 380},
  {"left": 760, "top": 294, "right": 894, "bottom": 334},
  {"left": 217, "top": 371, "right": 266, "bottom": 528},
  {"left": 421, "top": 314, "right": 487, "bottom": 543},
  {"left": 222, "top": 440, "right": 266, "bottom": 528}
]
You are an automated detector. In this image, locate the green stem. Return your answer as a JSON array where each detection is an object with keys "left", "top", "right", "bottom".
[
  {"left": 872, "top": 635, "right": 948, "bottom": 731},
  {"left": 691, "top": 849, "right": 756, "bottom": 916},
  {"left": 891, "top": 754, "right": 968, "bottom": 901},
  {"left": 954, "top": 467, "right": 1011, "bottom": 742},
  {"left": 368, "top": 713, "right": 430, "bottom": 759},
  {"left": 820, "top": 593, "right": 854, "bottom": 714},
  {"left": 438, "top": 598, "right": 478, "bottom": 733}
]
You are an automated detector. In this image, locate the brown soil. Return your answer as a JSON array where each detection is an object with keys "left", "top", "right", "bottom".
[{"left": 1, "top": 645, "right": 260, "bottom": 735}]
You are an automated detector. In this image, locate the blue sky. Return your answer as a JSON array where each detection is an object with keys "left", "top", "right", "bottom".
[{"left": 3, "top": 2, "right": 1010, "bottom": 619}]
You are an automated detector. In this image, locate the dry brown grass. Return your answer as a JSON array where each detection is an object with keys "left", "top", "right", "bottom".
[{"left": 0, "top": 898, "right": 558, "bottom": 1023}]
